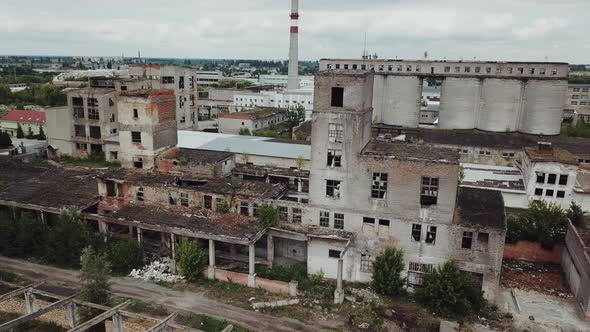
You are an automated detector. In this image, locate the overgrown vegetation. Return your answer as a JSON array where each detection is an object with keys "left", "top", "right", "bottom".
[
  {"left": 257, "top": 204, "right": 279, "bottom": 228},
  {"left": 178, "top": 313, "right": 250, "bottom": 332},
  {"left": 216, "top": 200, "right": 230, "bottom": 214},
  {"left": 0, "top": 83, "right": 67, "bottom": 108},
  {"left": 176, "top": 237, "right": 206, "bottom": 282},
  {"left": 0, "top": 311, "right": 65, "bottom": 331},
  {"left": 62, "top": 152, "right": 120, "bottom": 168},
  {"left": 372, "top": 247, "right": 405, "bottom": 296},
  {"left": 257, "top": 264, "right": 306, "bottom": 282},
  {"left": 348, "top": 300, "right": 385, "bottom": 331},
  {"left": 105, "top": 239, "right": 144, "bottom": 275},
  {"left": 216, "top": 79, "right": 254, "bottom": 89},
  {"left": 252, "top": 129, "right": 291, "bottom": 139},
  {"left": 286, "top": 104, "right": 306, "bottom": 129},
  {"left": 238, "top": 127, "right": 251, "bottom": 136},
  {"left": 0, "top": 132, "right": 12, "bottom": 148},
  {"left": 79, "top": 246, "right": 112, "bottom": 325},
  {"left": 506, "top": 200, "right": 568, "bottom": 249},
  {"left": 415, "top": 261, "right": 485, "bottom": 319},
  {"left": 561, "top": 122, "right": 590, "bottom": 138},
  {"left": 568, "top": 201, "right": 588, "bottom": 228}
]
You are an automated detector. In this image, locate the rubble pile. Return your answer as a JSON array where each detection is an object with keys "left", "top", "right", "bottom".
[
  {"left": 129, "top": 257, "right": 184, "bottom": 283},
  {"left": 345, "top": 287, "right": 382, "bottom": 304},
  {"left": 501, "top": 259, "right": 570, "bottom": 298}
]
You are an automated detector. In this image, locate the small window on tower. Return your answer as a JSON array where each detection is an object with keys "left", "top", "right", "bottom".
[{"left": 331, "top": 87, "right": 344, "bottom": 107}]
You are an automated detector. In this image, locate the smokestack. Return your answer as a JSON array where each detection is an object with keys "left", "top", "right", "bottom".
[{"left": 287, "top": 0, "right": 300, "bottom": 91}]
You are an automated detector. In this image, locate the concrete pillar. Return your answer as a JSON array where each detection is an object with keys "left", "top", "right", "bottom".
[
  {"left": 137, "top": 228, "right": 143, "bottom": 244},
  {"left": 208, "top": 239, "right": 216, "bottom": 280},
  {"left": 24, "top": 290, "right": 35, "bottom": 314},
  {"left": 98, "top": 221, "right": 108, "bottom": 234},
  {"left": 170, "top": 234, "right": 176, "bottom": 261},
  {"left": 265, "top": 176, "right": 270, "bottom": 183},
  {"left": 67, "top": 302, "right": 77, "bottom": 328},
  {"left": 267, "top": 235, "right": 274, "bottom": 268},
  {"left": 128, "top": 225, "right": 134, "bottom": 235},
  {"left": 248, "top": 244, "right": 256, "bottom": 287},
  {"left": 40, "top": 211, "right": 47, "bottom": 224},
  {"left": 334, "top": 258, "right": 344, "bottom": 304},
  {"left": 297, "top": 178, "right": 302, "bottom": 193},
  {"left": 288, "top": 281, "right": 298, "bottom": 298},
  {"left": 112, "top": 312, "right": 123, "bottom": 332}
]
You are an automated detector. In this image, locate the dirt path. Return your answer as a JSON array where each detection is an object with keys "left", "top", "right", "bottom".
[{"left": 0, "top": 256, "right": 322, "bottom": 332}]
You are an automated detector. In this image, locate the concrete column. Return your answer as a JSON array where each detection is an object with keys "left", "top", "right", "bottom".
[
  {"left": 208, "top": 239, "right": 216, "bottom": 280},
  {"left": 67, "top": 302, "right": 77, "bottom": 328},
  {"left": 24, "top": 290, "right": 35, "bottom": 314},
  {"left": 137, "top": 228, "right": 143, "bottom": 244},
  {"left": 40, "top": 211, "right": 47, "bottom": 224},
  {"left": 297, "top": 178, "right": 302, "bottom": 193},
  {"left": 98, "top": 221, "right": 108, "bottom": 235},
  {"left": 170, "top": 234, "right": 176, "bottom": 261},
  {"left": 334, "top": 258, "right": 344, "bottom": 304},
  {"left": 267, "top": 235, "right": 274, "bottom": 268},
  {"left": 248, "top": 244, "right": 256, "bottom": 287},
  {"left": 112, "top": 312, "right": 123, "bottom": 332},
  {"left": 128, "top": 225, "right": 134, "bottom": 235}
]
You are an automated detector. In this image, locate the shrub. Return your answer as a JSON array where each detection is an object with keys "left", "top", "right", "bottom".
[
  {"left": 506, "top": 200, "right": 568, "bottom": 249},
  {"left": 349, "top": 300, "right": 385, "bottom": 331},
  {"left": 371, "top": 247, "right": 405, "bottom": 296},
  {"left": 238, "top": 127, "right": 251, "bottom": 136},
  {"left": 176, "top": 238, "right": 206, "bottom": 282},
  {"left": 106, "top": 239, "right": 144, "bottom": 275},
  {"left": 79, "top": 246, "right": 111, "bottom": 323},
  {"left": 0, "top": 132, "right": 12, "bottom": 148},
  {"left": 568, "top": 201, "right": 588, "bottom": 228},
  {"left": 216, "top": 201, "right": 229, "bottom": 214},
  {"left": 415, "top": 261, "right": 485, "bottom": 319},
  {"left": 257, "top": 264, "right": 306, "bottom": 282},
  {"left": 257, "top": 204, "right": 279, "bottom": 227}
]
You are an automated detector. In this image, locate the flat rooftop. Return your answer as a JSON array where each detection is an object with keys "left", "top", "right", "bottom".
[
  {"left": 218, "top": 108, "right": 287, "bottom": 121},
  {"left": 67, "top": 87, "right": 115, "bottom": 95},
  {"left": 162, "top": 148, "right": 234, "bottom": 164},
  {"left": 461, "top": 163, "right": 525, "bottom": 192},
  {"left": 524, "top": 146, "right": 579, "bottom": 165},
  {"left": 119, "top": 89, "right": 175, "bottom": 99},
  {"left": 453, "top": 187, "right": 506, "bottom": 229},
  {"left": 177, "top": 131, "right": 311, "bottom": 160},
  {"left": 232, "top": 164, "right": 310, "bottom": 179},
  {"left": 320, "top": 58, "right": 569, "bottom": 65},
  {"left": 361, "top": 140, "right": 460, "bottom": 164}
]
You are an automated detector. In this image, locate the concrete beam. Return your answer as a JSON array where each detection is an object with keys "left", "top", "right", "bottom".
[
  {"left": 146, "top": 312, "right": 178, "bottom": 332},
  {"left": 0, "top": 281, "right": 45, "bottom": 302},
  {"left": 67, "top": 300, "right": 131, "bottom": 332},
  {"left": 0, "top": 293, "right": 79, "bottom": 332},
  {"left": 267, "top": 228, "right": 308, "bottom": 242},
  {"left": 248, "top": 244, "right": 256, "bottom": 288}
]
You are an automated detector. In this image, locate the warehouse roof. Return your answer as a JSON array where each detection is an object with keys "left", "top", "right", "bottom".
[
  {"left": 454, "top": 187, "right": 506, "bottom": 229},
  {"left": 1, "top": 110, "right": 46, "bottom": 125}
]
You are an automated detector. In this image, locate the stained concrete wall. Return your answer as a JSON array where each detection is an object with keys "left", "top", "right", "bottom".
[
  {"left": 478, "top": 79, "right": 523, "bottom": 132},
  {"left": 562, "top": 223, "right": 590, "bottom": 319},
  {"left": 373, "top": 75, "right": 421, "bottom": 127},
  {"left": 439, "top": 78, "right": 480, "bottom": 129},
  {"left": 520, "top": 80, "right": 568, "bottom": 135}
]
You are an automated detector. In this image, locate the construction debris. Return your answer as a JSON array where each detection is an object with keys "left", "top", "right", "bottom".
[
  {"left": 129, "top": 258, "right": 183, "bottom": 283},
  {"left": 500, "top": 259, "right": 570, "bottom": 298}
]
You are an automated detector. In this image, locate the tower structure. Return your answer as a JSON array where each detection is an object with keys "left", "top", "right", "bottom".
[{"left": 287, "top": 0, "right": 300, "bottom": 91}]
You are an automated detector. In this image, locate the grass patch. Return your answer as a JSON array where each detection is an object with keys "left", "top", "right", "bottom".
[
  {"left": 561, "top": 122, "right": 590, "bottom": 138},
  {"left": 383, "top": 296, "right": 440, "bottom": 331},
  {"left": 62, "top": 155, "right": 120, "bottom": 168},
  {"left": 0, "top": 311, "right": 66, "bottom": 331},
  {"left": 0, "top": 270, "right": 31, "bottom": 285},
  {"left": 177, "top": 313, "right": 250, "bottom": 332},
  {"left": 256, "top": 264, "right": 307, "bottom": 282},
  {"left": 125, "top": 300, "right": 170, "bottom": 318}
]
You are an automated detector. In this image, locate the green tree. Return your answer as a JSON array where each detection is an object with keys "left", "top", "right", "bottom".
[
  {"left": 0, "top": 132, "right": 12, "bottom": 148},
  {"left": 371, "top": 247, "right": 405, "bottom": 296},
  {"left": 44, "top": 208, "right": 98, "bottom": 267},
  {"left": 26, "top": 126, "right": 34, "bottom": 139},
  {"left": 295, "top": 156, "right": 305, "bottom": 170},
  {"left": 37, "top": 126, "right": 46, "bottom": 140},
  {"left": 238, "top": 128, "right": 251, "bottom": 136},
  {"left": 287, "top": 104, "right": 306, "bottom": 129},
  {"left": 241, "top": 152, "right": 250, "bottom": 164},
  {"left": 415, "top": 261, "right": 485, "bottom": 319},
  {"left": 258, "top": 204, "right": 279, "bottom": 227},
  {"left": 568, "top": 201, "right": 588, "bottom": 228},
  {"left": 79, "top": 246, "right": 112, "bottom": 328},
  {"left": 176, "top": 238, "right": 206, "bottom": 282},
  {"left": 106, "top": 239, "right": 144, "bottom": 275},
  {"left": 506, "top": 200, "right": 568, "bottom": 249},
  {"left": 16, "top": 123, "right": 24, "bottom": 138},
  {"left": 216, "top": 200, "right": 229, "bottom": 214}
]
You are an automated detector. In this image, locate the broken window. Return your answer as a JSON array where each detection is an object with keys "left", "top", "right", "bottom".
[
  {"left": 539, "top": 68, "right": 546, "bottom": 75},
  {"left": 329, "top": 250, "right": 341, "bottom": 258},
  {"left": 116, "top": 183, "right": 123, "bottom": 198},
  {"left": 180, "top": 192, "right": 189, "bottom": 207},
  {"left": 89, "top": 126, "right": 101, "bottom": 139},
  {"left": 204, "top": 195, "right": 212, "bottom": 209},
  {"left": 536, "top": 172, "right": 546, "bottom": 184},
  {"left": 334, "top": 213, "right": 344, "bottom": 229},
  {"left": 75, "top": 125, "right": 86, "bottom": 137},
  {"left": 278, "top": 206, "right": 288, "bottom": 221},
  {"left": 331, "top": 87, "right": 344, "bottom": 107},
  {"left": 162, "top": 76, "right": 174, "bottom": 84},
  {"left": 133, "top": 109, "right": 139, "bottom": 119},
  {"left": 559, "top": 175, "right": 568, "bottom": 186},
  {"left": 464, "top": 67, "right": 471, "bottom": 73},
  {"left": 110, "top": 151, "right": 118, "bottom": 160},
  {"left": 133, "top": 157, "right": 143, "bottom": 169},
  {"left": 412, "top": 224, "right": 422, "bottom": 241},
  {"left": 72, "top": 97, "right": 83, "bottom": 106},
  {"left": 326, "top": 180, "right": 341, "bottom": 199},
  {"left": 557, "top": 191, "right": 565, "bottom": 198},
  {"left": 110, "top": 114, "right": 116, "bottom": 123},
  {"left": 136, "top": 187, "right": 144, "bottom": 201},
  {"left": 131, "top": 131, "right": 142, "bottom": 143},
  {"left": 425, "top": 226, "right": 437, "bottom": 245},
  {"left": 106, "top": 180, "right": 116, "bottom": 197},
  {"left": 444, "top": 66, "right": 450, "bottom": 73},
  {"left": 371, "top": 173, "right": 388, "bottom": 199},
  {"left": 477, "top": 232, "right": 489, "bottom": 249},
  {"left": 73, "top": 107, "right": 84, "bottom": 119},
  {"left": 179, "top": 76, "right": 185, "bottom": 89},
  {"left": 545, "top": 189, "right": 554, "bottom": 197},
  {"left": 454, "top": 66, "right": 460, "bottom": 73},
  {"left": 292, "top": 208, "right": 302, "bottom": 224},
  {"left": 408, "top": 262, "right": 433, "bottom": 287},
  {"left": 517, "top": 67, "right": 524, "bottom": 74},
  {"left": 327, "top": 149, "right": 342, "bottom": 167},
  {"left": 534, "top": 188, "right": 543, "bottom": 196},
  {"left": 379, "top": 219, "right": 390, "bottom": 227},
  {"left": 328, "top": 123, "right": 344, "bottom": 143},
  {"left": 547, "top": 174, "right": 557, "bottom": 185},
  {"left": 363, "top": 217, "right": 375, "bottom": 225},
  {"left": 76, "top": 143, "right": 87, "bottom": 151},
  {"left": 420, "top": 177, "right": 439, "bottom": 206},
  {"left": 320, "top": 211, "right": 330, "bottom": 227},
  {"left": 88, "top": 108, "right": 99, "bottom": 120},
  {"left": 87, "top": 98, "right": 98, "bottom": 107},
  {"left": 462, "top": 231, "right": 473, "bottom": 249},
  {"left": 169, "top": 192, "right": 178, "bottom": 205},
  {"left": 240, "top": 201, "right": 249, "bottom": 216},
  {"left": 360, "top": 254, "right": 371, "bottom": 272},
  {"left": 253, "top": 203, "right": 260, "bottom": 217}
]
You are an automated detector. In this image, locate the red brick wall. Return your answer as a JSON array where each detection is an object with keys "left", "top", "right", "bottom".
[{"left": 503, "top": 240, "right": 563, "bottom": 263}]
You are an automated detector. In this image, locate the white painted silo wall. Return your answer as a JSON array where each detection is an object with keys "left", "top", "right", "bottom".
[
  {"left": 519, "top": 80, "right": 568, "bottom": 135},
  {"left": 373, "top": 75, "right": 421, "bottom": 127},
  {"left": 478, "top": 79, "right": 523, "bottom": 132},
  {"left": 439, "top": 77, "right": 480, "bottom": 129}
]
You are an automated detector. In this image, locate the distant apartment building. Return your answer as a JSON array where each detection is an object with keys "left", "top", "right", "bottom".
[
  {"left": 126, "top": 65, "right": 199, "bottom": 130},
  {"left": 0, "top": 110, "right": 46, "bottom": 137},
  {"left": 233, "top": 89, "right": 313, "bottom": 111},
  {"left": 218, "top": 108, "right": 288, "bottom": 134},
  {"left": 196, "top": 71, "right": 223, "bottom": 86},
  {"left": 565, "top": 84, "right": 590, "bottom": 124},
  {"left": 259, "top": 75, "right": 314, "bottom": 88}
]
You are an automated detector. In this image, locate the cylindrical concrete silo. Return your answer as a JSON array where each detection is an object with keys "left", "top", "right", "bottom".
[
  {"left": 519, "top": 80, "right": 568, "bottom": 135},
  {"left": 478, "top": 79, "right": 523, "bottom": 132},
  {"left": 438, "top": 77, "right": 481, "bottom": 129},
  {"left": 374, "top": 75, "right": 421, "bottom": 127}
]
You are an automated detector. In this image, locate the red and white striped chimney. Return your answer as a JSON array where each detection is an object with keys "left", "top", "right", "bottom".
[{"left": 287, "top": 0, "right": 300, "bottom": 91}]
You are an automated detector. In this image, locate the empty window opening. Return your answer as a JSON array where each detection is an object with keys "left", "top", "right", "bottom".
[
  {"left": 136, "top": 187, "right": 144, "bottom": 201},
  {"left": 536, "top": 172, "right": 546, "bottom": 184},
  {"left": 420, "top": 177, "right": 439, "bottom": 206},
  {"left": 426, "top": 226, "right": 437, "bottom": 245},
  {"left": 412, "top": 224, "right": 422, "bottom": 241},
  {"left": 379, "top": 219, "right": 390, "bottom": 227},
  {"left": 292, "top": 208, "right": 302, "bottom": 224},
  {"left": 106, "top": 180, "right": 116, "bottom": 197},
  {"left": 131, "top": 131, "right": 142, "bottom": 143},
  {"left": 133, "top": 109, "right": 139, "bottom": 119},
  {"left": 278, "top": 206, "right": 288, "bottom": 221},
  {"left": 363, "top": 217, "right": 375, "bottom": 225},
  {"left": 331, "top": 87, "right": 344, "bottom": 107},
  {"left": 545, "top": 189, "right": 554, "bottom": 197},
  {"left": 169, "top": 192, "right": 178, "bottom": 205},
  {"left": 326, "top": 180, "right": 341, "bottom": 198},
  {"left": 371, "top": 173, "right": 388, "bottom": 199},
  {"left": 559, "top": 175, "right": 568, "bottom": 186},
  {"left": 334, "top": 213, "right": 344, "bottom": 229},
  {"left": 547, "top": 174, "right": 557, "bottom": 185},
  {"left": 557, "top": 191, "right": 565, "bottom": 198},
  {"left": 204, "top": 195, "right": 212, "bottom": 209},
  {"left": 240, "top": 201, "right": 249, "bottom": 216},
  {"left": 75, "top": 125, "right": 86, "bottom": 137},
  {"left": 328, "top": 123, "right": 344, "bottom": 143},
  {"left": 477, "top": 232, "right": 489, "bottom": 249},
  {"left": 462, "top": 231, "right": 473, "bottom": 249},
  {"left": 89, "top": 126, "right": 101, "bottom": 139},
  {"left": 133, "top": 157, "right": 143, "bottom": 169},
  {"left": 534, "top": 188, "right": 543, "bottom": 196},
  {"left": 180, "top": 192, "right": 189, "bottom": 207},
  {"left": 360, "top": 254, "right": 372, "bottom": 272},
  {"left": 329, "top": 250, "right": 341, "bottom": 258},
  {"left": 320, "top": 211, "right": 330, "bottom": 227},
  {"left": 327, "top": 149, "right": 342, "bottom": 167}
]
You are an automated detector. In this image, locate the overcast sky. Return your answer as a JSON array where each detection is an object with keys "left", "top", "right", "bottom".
[{"left": 1, "top": 0, "right": 588, "bottom": 63}]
